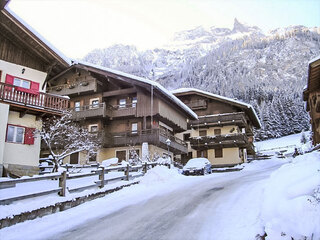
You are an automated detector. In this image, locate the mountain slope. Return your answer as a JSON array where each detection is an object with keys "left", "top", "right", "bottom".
[{"left": 83, "top": 19, "right": 320, "bottom": 140}]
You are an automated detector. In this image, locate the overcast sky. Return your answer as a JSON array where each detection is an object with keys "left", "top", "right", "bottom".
[{"left": 8, "top": 0, "right": 320, "bottom": 59}]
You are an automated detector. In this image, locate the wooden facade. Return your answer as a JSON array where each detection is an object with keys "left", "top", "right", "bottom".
[
  {"left": 303, "top": 56, "right": 320, "bottom": 145},
  {"left": 173, "top": 89, "right": 261, "bottom": 165},
  {"left": 46, "top": 62, "right": 197, "bottom": 162}
]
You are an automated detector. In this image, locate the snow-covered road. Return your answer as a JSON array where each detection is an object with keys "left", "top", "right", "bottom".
[{"left": 50, "top": 165, "right": 280, "bottom": 240}]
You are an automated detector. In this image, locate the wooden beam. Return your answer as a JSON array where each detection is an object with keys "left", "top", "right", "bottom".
[{"left": 103, "top": 87, "right": 136, "bottom": 97}]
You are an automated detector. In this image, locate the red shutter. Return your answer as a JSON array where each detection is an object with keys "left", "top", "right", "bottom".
[
  {"left": 30, "top": 81, "right": 40, "bottom": 94},
  {"left": 5, "top": 74, "right": 14, "bottom": 84},
  {"left": 24, "top": 127, "right": 35, "bottom": 145}
]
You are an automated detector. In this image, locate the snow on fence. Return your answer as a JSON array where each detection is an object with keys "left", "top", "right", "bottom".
[{"left": 0, "top": 162, "right": 157, "bottom": 205}]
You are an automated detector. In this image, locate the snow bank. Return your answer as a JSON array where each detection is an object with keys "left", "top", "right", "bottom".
[
  {"left": 156, "top": 157, "right": 171, "bottom": 165},
  {"left": 241, "top": 158, "right": 289, "bottom": 171},
  {"left": 262, "top": 152, "right": 320, "bottom": 240},
  {"left": 140, "top": 166, "right": 182, "bottom": 185},
  {"left": 101, "top": 158, "right": 118, "bottom": 167}
]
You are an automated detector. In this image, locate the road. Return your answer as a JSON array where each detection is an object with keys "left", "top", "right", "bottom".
[{"left": 51, "top": 164, "right": 282, "bottom": 240}]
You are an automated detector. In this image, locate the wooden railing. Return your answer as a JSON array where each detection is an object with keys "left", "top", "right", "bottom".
[
  {"left": 107, "top": 103, "right": 137, "bottom": 118},
  {"left": 0, "top": 162, "right": 158, "bottom": 205},
  {"left": 186, "top": 99, "right": 207, "bottom": 110},
  {"left": 70, "top": 102, "right": 107, "bottom": 119},
  {"left": 189, "top": 133, "right": 249, "bottom": 149},
  {"left": 0, "top": 82, "right": 69, "bottom": 113},
  {"left": 104, "top": 128, "right": 188, "bottom": 153},
  {"left": 190, "top": 112, "right": 247, "bottom": 127},
  {"left": 47, "top": 78, "right": 97, "bottom": 96}
]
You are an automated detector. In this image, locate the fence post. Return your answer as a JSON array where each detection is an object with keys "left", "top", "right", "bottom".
[
  {"left": 125, "top": 164, "right": 130, "bottom": 181},
  {"left": 59, "top": 171, "right": 67, "bottom": 197},
  {"left": 143, "top": 162, "right": 147, "bottom": 174},
  {"left": 99, "top": 166, "right": 105, "bottom": 188}
]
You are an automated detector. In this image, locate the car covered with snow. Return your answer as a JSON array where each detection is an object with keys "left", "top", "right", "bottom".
[{"left": 182, "top": 158, "right": 212, "bottom": 176}]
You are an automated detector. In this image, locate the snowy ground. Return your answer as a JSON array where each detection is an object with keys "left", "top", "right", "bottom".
[{"left": 0, "top": 133, "right": 319, "bottom": 240}]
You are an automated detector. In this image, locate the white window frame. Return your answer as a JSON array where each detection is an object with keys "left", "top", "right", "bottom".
[
  {"left": 90, "top": 98, "right": 99, "bottom": 109},
  {"left": 6, "top": 125, "right": 25, "bottom": 144},
  {"left": 119, "top": 98, "right": 126, "bottom": 108},
  {"left": 131, "top": 123, "right": 138, "bottom": 134},
  {"left": 74, "top": 101, "right": 81, "bottom": 112},
  {"left": 88, "top": 124, "right": 98, "bottom": 132},
  {"left": 13, "top": 77, "right": 31, "bottom": 89},
  {"left": 132, "top": 97, "right": 137, "bottom": 107}
]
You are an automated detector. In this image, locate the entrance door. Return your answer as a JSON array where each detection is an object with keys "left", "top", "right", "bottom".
[{"left": 70, "top": 152, "right": 79, "bottom": 164}]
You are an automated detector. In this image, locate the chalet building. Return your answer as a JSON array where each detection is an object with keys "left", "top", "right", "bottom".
[
  {"left": 303, "top": 56, "right": 320, "bottom": 145},
  {"left": 0, "top": 1, "right": 70, "bottom": 176},
  {"left": 45, "top": 61, "right": 197, "bottom": 164},
  {"left": 172, "top": 88, "right": 261, "bottom": 167}
]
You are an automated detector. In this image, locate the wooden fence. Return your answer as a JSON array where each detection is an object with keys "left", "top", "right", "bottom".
[{"left": 0, "top": 162, "right": 157, "bottom": 205}]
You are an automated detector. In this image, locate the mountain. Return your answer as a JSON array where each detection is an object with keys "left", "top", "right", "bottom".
[{"left": 83, "top": 19, "right": 320, "bottom": 141}]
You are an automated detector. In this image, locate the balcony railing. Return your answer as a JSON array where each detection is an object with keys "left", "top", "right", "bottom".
[
  {"left": 190, "top": 112, "right": 247, "bottom": 127},
  {"left": 0, "top": 82, "right": 69, "bottom": 114},
  {"left": 47, "top": 78, "right": 97, "bottom": 96},
  {"left": 71, "top": 103, "right": 107, "bottom": 120},
  {"left": 186, "top": 99, "right": 207, "bottom": 110},
  {"left": 107, "top": 103, "right": 137, "bottom": 118},
  {"left": 104, "top": 128, "right": 187, "bottom": 154},
  {"left": 189, "top": 133, "right": 249, "bottom": 150}
]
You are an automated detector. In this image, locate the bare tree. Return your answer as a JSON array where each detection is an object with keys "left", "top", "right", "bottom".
[{"left": 39, "top": 111, "right": 101, "bottom": 172}]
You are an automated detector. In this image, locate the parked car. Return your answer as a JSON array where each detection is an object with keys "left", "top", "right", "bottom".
[{"left": 182, "top": 158, "right": 212, "bottom": 176}]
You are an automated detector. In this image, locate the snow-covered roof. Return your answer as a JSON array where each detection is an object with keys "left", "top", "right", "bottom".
[
  {"left": 4, "top": 6, "right": 71, "bottom": 66},
  {"left": 73, "top": 60, "right": 198, "bottom": 120},
  {"left": 308, "top": 55, "right": 320, "bottom": 65},
  {"left": 172, "top": 88, "right": 261, "bottom": 128}
]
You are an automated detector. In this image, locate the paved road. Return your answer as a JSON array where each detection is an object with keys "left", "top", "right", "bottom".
[{"left": 52, "top": 164, "right": 281, "bottom": 240}]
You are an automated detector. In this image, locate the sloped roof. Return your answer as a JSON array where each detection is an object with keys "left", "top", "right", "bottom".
[
  {"left": 50, "top": 60, "right": 198, "bottom": 120},
  {"left": 172, "top": 88, "right": 261, "bottom": 128}
]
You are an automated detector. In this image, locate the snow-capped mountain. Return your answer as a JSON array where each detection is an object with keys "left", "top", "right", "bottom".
[{"left": 83, "top": 19, "right": 320, "bottom": 140}]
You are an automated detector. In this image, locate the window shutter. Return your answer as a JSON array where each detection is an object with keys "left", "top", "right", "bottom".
[
  {"left": 24, "top": 127, "right": 35, "bottom": 145},
  {"left": 30, "top": 81, "right": 40, "bottom": 94},
  {"left": 5, "top": 74, "right": 14, "bottom": 85}
]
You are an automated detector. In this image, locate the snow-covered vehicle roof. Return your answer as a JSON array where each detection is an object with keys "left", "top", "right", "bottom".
[
  {"left": 54, "top": 60, "right": 198, "bottom": 120},
  {"left": 184, "top": 158, "right": 211, "bottom": 169},
  {"left": 172, "top": 88, "right": 261, "bottom": 128}
]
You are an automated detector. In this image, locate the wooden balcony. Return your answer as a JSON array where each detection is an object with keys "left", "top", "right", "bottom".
[
  {"left": 103, "top": 128, "right": 188, "bottom": 154},
  {"left": 71, "top": 103, "right": 107, "bottom": 120},
  {"left": 189, "top": 112, "right": 254, "bottom": 135},
  {"left": 0, "top": 82, "right": 68, "bottom": 115},
  {"left": 189, "top": 133, "right": 249, "bottom": 150},
  {"left": 47, "top": 78, "right": 97, "bottom": 96},
  {"left": 186, "top": 99, "right": 207, "bottom": 110},
  {"left": 107, "top": 103, "right": 137, "bottom": 118}
]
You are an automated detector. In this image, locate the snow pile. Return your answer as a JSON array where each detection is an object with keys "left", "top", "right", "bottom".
[
  {"left": 140, "top": 166, "right": 182, "bottom": 185},
  {"left": 101, "top": 158, "right": 118, "bottom": 167},
  {"left": 262, "top": 151, "right": 320, "bottom": 240},
  {"left": 241, "top": 158, "right": 288, "bottom": 171}
]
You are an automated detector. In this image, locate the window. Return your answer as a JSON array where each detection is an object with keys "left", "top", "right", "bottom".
[
  {"left": 119, "top": 98, "right": 126, "bottom": 108},
  {"left": 89, "top": 124, "right": 98, "bottom": 132},
  {"left": 197, "top": 150, "right": 208, "bottom": 158},
  {"left": 13, "top": 77, "right": 31, "bottom": 89},
  {"left": 75, "top": 101, "right": 81, "bottom": 111},
  {"left": 88, "top": 153, "right": 97, "bottom": 162},
  {"left": 183, "top": 133, "right": 190, "bottom": 141},
  {"left": 131, "top": 123, "right": 138, "bottom": 134},
  {"left": 215, "top": 148, "right": 223, "bottom": 158},
  {"left": 116, "top": 150, "right": 127, "bottom": 162},
  {"left": 199, "top": 130, "right": 207, "bottom": 137},
  {"left": 7, "top": 125, "right": 24, "bottom": 143},
  {"left": 214, "top": 129, "right": 221, "bottom": 135},
  {"left": 70, "top": 152, "right": 79, "bottom": 164},
  {"left": 6, "top": 125, "right": 35, "bottom": 145},
  {"left": 90, "top": 98, "right": 99, "bottom": 108},
  {"left": 132, "top": 97, "right": 137, "bottom": 107},
  {"left": 5, "top": 74, "right": 39, "bottom": 94}
]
